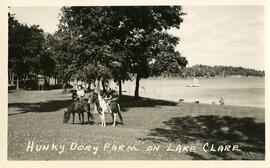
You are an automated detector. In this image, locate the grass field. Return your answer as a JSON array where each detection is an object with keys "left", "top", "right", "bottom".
[{"left": 8, "top": 89, "right": 265, "bottom": 160}]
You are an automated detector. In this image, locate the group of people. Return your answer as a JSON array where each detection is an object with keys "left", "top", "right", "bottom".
[{"left": 72, "top": 85, "right": 113, "bottom": 113}]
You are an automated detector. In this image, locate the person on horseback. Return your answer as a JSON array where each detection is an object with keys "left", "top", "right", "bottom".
[
  {"left": 102, "top": 92, "right": 112, "bottom": 113},
  {"left": 76, "top": 85, "right": 85, "bottom": 101},
  {"left": 98, "top": 92, "right": 111, "bottom": 114},
  {"left": 88, "top": 92, "right": 123, "bottom": 127}
]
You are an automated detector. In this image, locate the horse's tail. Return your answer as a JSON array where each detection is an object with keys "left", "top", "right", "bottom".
[{"left": 117, "top": 103, "right": 123, "bottom": 124}]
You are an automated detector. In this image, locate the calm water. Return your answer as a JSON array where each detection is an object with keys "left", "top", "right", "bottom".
[{"left": 114, "top": 77, "right": 265, "bottom": 108}]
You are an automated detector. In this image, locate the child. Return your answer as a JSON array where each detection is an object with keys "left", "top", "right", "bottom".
[
  {"left": 76, "top": 85, "right": 85, "bottom": 100},
  {"left": 99, "top": 92, "right": 112, "bottom": 113}
]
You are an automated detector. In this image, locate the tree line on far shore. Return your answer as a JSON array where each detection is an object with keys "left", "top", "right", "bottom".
[
  {"left": 8, "top": 6, "right": 188, "bottom": 97},
  {"left": 178, "top": 64, "right": 265, "bottom": 78}
]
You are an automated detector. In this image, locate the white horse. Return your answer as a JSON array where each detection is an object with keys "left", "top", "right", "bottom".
[{"left": 89, "top": 93, "right": 123, "bottom": 127}]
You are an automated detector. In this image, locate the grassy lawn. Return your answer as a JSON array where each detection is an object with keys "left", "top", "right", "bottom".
[{"left": 8, "top": 89, "right": 265, "bottom": 160}]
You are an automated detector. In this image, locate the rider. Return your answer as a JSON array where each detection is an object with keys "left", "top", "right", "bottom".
[
  {"left": 76, "top": 85, "right": 85, "bottom": 101},
  {"left": 98, "top": 91, "right": 112, "bottom": 113}
]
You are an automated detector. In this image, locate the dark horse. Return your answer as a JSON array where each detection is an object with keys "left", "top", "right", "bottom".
[
  {"left": 63, "top": 99, "right": 94, "bottom": 124},
  {"left": 89, "top": 93, "right": 123, "bottom": 127}
]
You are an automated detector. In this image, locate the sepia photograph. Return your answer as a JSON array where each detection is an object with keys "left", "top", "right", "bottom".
[{"left": 6, "top": 5, "right": 266, "bottom": 161}]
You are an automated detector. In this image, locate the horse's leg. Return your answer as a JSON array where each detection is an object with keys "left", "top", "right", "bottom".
[
  {"left": 82, "top": 112, "right": 84, "bottom": 124},
  {"left": 98, "top": 114, "right": 103, "bottom": 127},
  {"left": 111, "top": 113, "right": 114, "bottom": 125},
  {"left": 102, "top": 112, "right": 106, "bottom": 127},
  {"left": 87, "top": 112, "right": 90, "bottom": 123},
  {"left": 117, "top": 104, "right": 123, "bottom": 124},
  {"left": 78, "top": 112, "right": 81, "bottom": 124},
  {"left": 72, "top": 112, "right": 75, "bottom": 124},
  {"left": 112, "top": 113, "right": 117, "bottom": 127}
]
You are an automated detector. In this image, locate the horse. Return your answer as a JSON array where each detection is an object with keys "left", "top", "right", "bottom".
[
  {"left": 63, "top": 99, "right": 94, "bottom": 124},
  {"left": 89, "top": 93, "right": 123, "bottom": 127}
]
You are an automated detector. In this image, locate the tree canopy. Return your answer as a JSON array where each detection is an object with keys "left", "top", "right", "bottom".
[
  {"left": 8, "top": 12, "right": 45, "bottom": 88},
  {"left": 9, "top": 6, "right": 188, "bottom": 96},
  {"left": 55, "top": 6, "right": 187, "bottom": 97}
]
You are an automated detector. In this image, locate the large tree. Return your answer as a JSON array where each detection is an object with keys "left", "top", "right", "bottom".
[
  {"left": 39, "top": 33, "right": 57, "bottom": 86},
  {"left": 148, "top": 32, "right": 188, "bottom": 77},
  {"left": 109, "top": 6, "right": 187, "bottom": 97},
  {"left": 55, "top": 6, "right": 187, "bottom": 97},
  {"left": 49, "top": 30, "right": 76, "bottom": 85},
  {"left": 8, "top": 13, "right": 44, "bottom": 89},
  {"left": 56, "top": 7, "right": 131, "bottom": 94}
]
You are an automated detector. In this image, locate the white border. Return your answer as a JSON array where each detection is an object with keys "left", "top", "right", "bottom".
[{"left": 1, "top": 0, "right": 269, "bottom": 168}]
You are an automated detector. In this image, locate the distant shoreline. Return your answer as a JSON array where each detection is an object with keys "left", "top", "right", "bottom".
[{"left": 145, "top": 75, "right": 265, "bottom": 80}]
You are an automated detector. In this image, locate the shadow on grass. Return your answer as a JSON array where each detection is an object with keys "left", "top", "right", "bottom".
[
  {"left": 117, "top": 95, "right": 178, "bottom": 111},
  {"left": 139, "top": 115, "right": 265, "bottom": 159},
  {"left": 9, "top": 94, "right": 177, "bottom": 115},
  {"left": 70, "top": 120, "right": 96, "bottom": 125},
  {"left": 8, "top": 99, "right": 73, "bottom": 115}
]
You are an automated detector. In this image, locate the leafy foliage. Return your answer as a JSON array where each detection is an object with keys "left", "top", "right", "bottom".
[
  {"left": 181, "top": 64, "right": 264, "bottom": 78},
  {"left": 9, "top": 13, "right": 44, "bottom": 77},
  {"left": 53, "top": 6, "right": 187, "bottom": 96},
  {"left": 9, "top": 7, "right": 188, "bottom": 96},
  {"left": 8, "top": 12, "right": 45, "bottom": 88}
]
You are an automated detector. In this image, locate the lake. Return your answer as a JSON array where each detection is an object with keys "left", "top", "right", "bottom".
[{"left": 113, "top": 77, "right": 265, "bottom": 108}]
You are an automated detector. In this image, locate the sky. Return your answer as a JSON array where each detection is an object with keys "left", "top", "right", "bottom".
[{"left": 9, "top": 6, "right": 265, "bottom": 70}]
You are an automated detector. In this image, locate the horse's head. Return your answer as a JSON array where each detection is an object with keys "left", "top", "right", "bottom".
[
  {"left": 88, "top": 93, "right": 103, "bottom": 112},
  {"left": 88, "top": 93, "right": 98, "bottom": 103},
  {"left": 63, "top": 110, "right": 70, "bottom": 124}
]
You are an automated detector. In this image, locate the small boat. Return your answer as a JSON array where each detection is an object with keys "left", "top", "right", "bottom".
[{"left": 187, "top": 78, "right": 200, "bottom": 87}]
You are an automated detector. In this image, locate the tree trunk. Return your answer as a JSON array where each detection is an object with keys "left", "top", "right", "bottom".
[
  {"left": 8, "top": 70, "right": 15, "bottom": 85},
  {"left": 16, "top": 77, "right": 19, "bottom": 90},
  {"left": 54, "top": 76, "right": 57, "bottom": 85},
  {"left": 8, "top": 70, "right": 11, "bottom": 85},
  {"left": 95, "top": 78, "right": 101, "bottom": 95},
  {"left": 44, "top": 76, "right": 50, "bottom": 87},
  {"left": 11, "top": 72, "right": 15, "bottom": 85},
  {"left": 118, "top": 79, "right": 122, "bottom": 97},
  {"left": 134, "top": 74, "right": 140, "bottom": 98}
]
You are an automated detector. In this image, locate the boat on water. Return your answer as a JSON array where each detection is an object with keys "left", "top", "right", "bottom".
[{"left": 187, "top": 78, "right": 200, "bottom": 87}]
